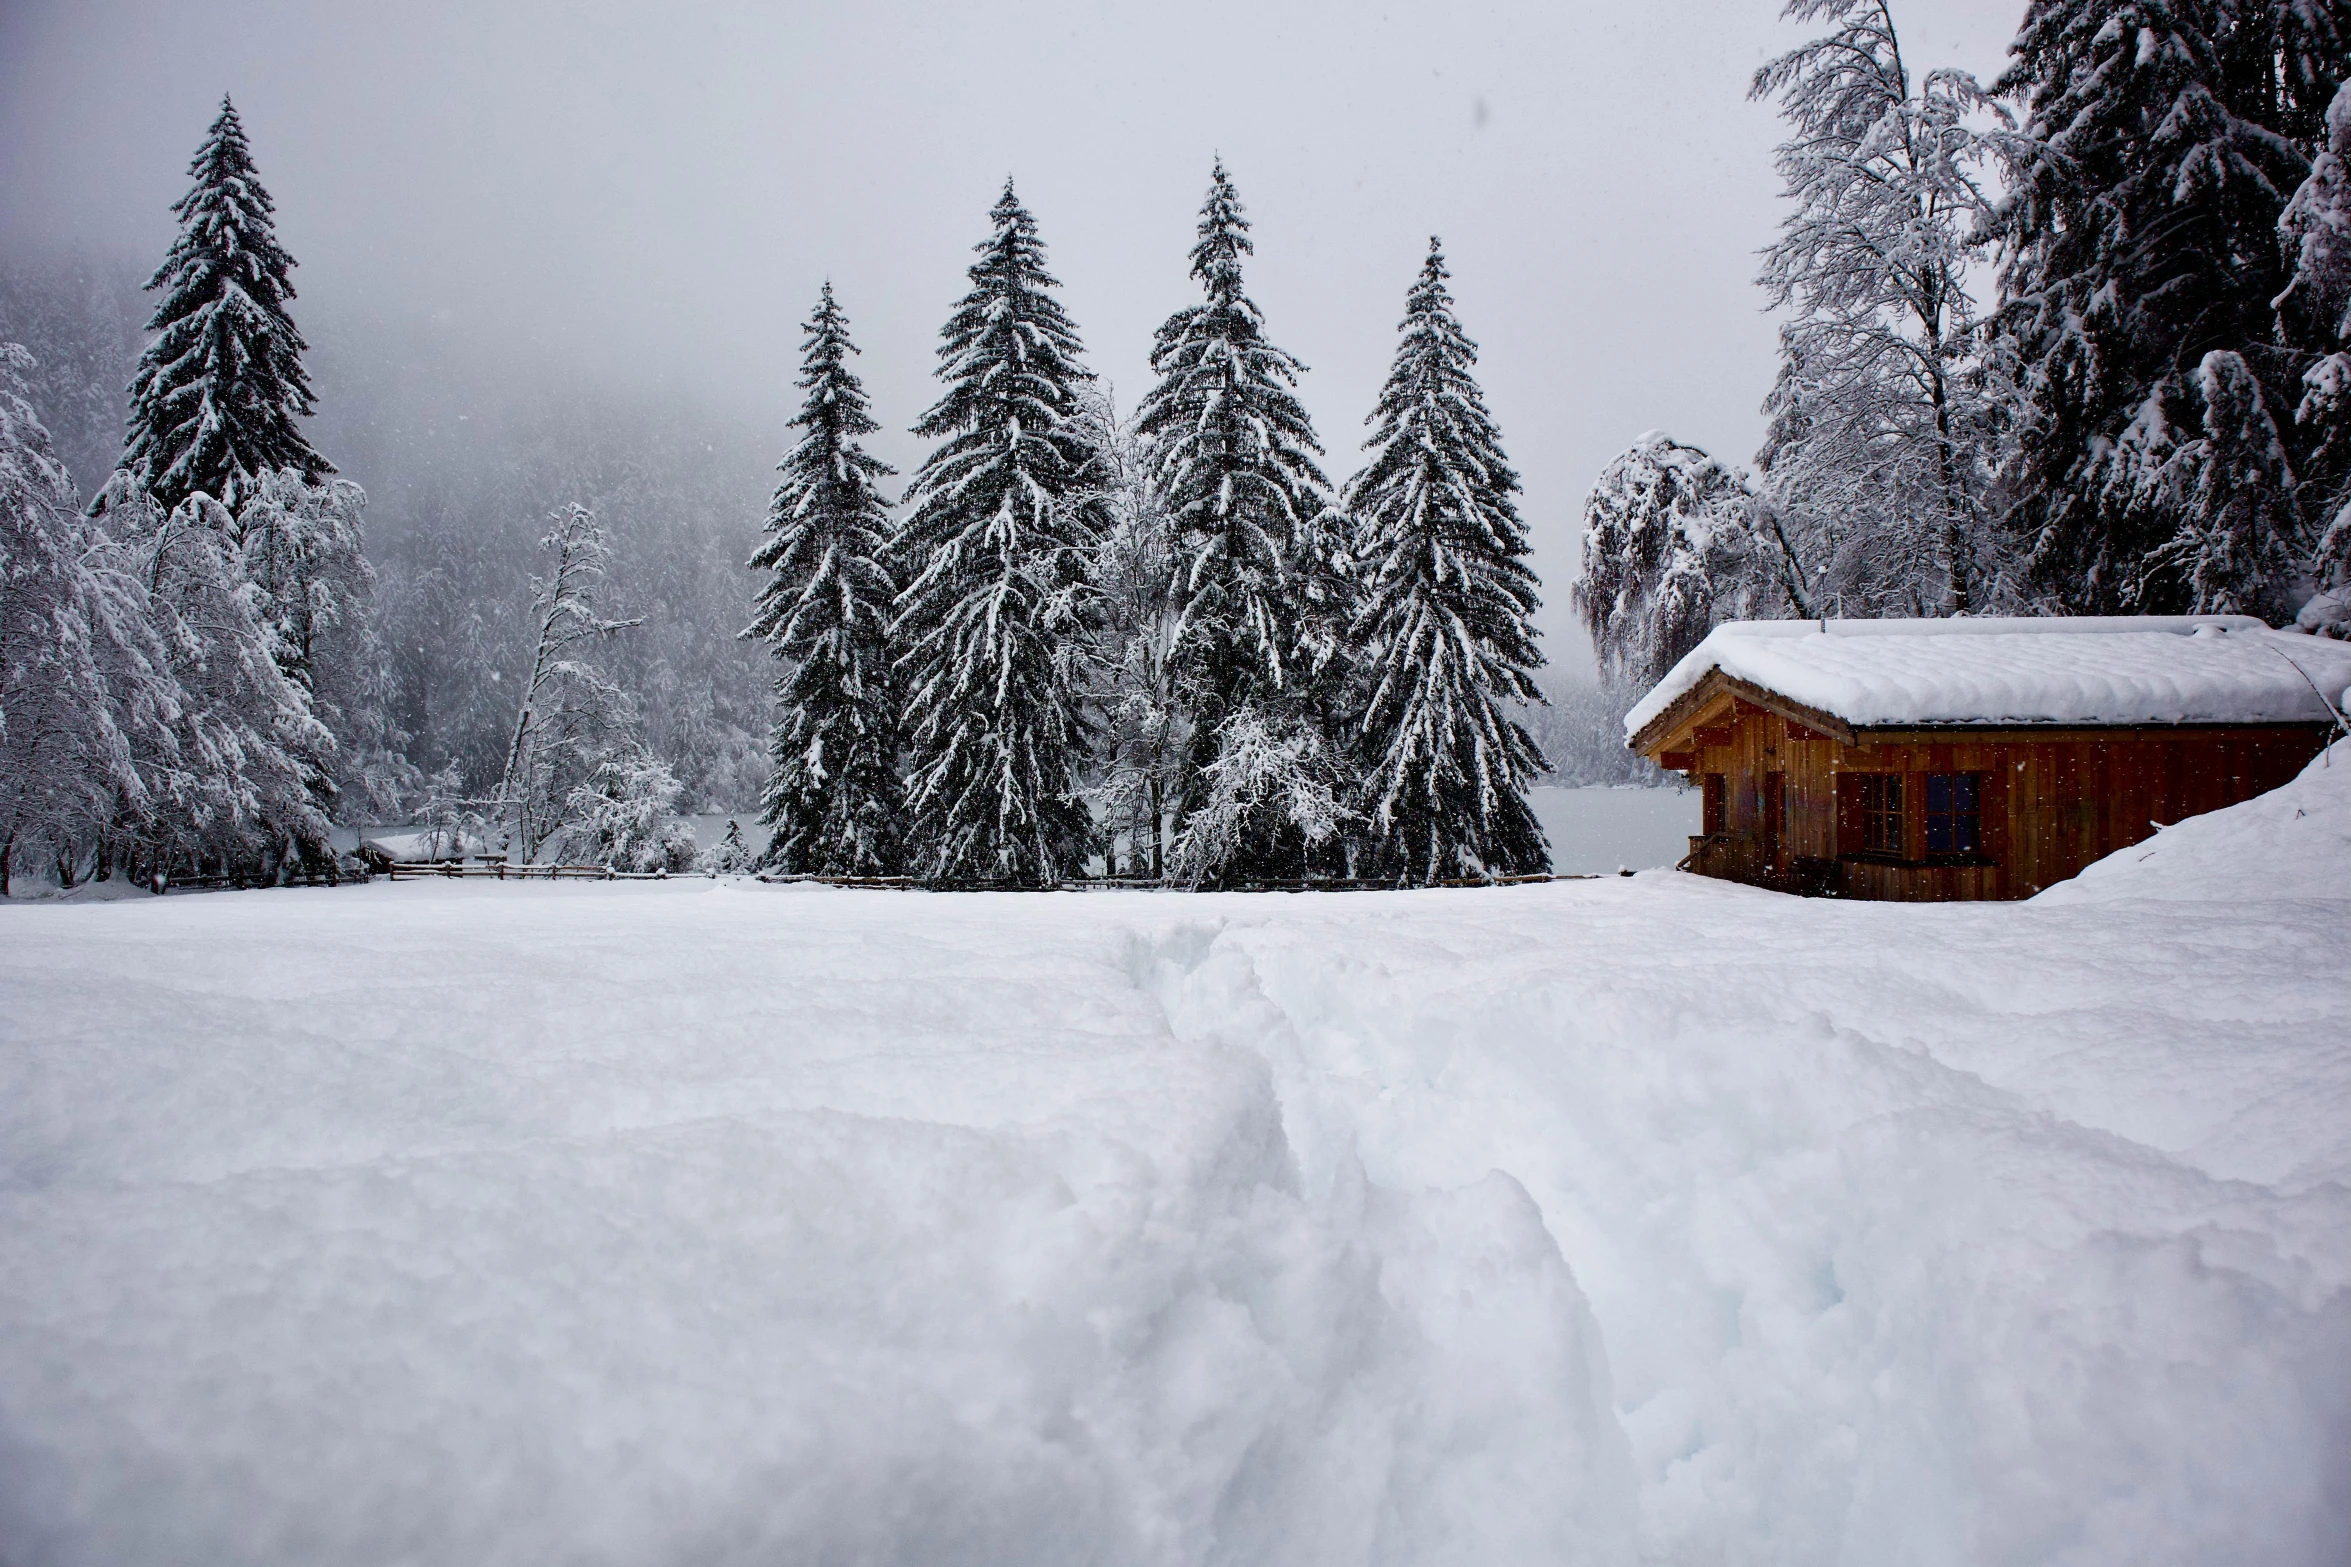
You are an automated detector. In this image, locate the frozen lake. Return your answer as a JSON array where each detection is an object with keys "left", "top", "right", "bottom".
[{"left": 1525, "top": 785, "right": 1699, "bottom": 875}]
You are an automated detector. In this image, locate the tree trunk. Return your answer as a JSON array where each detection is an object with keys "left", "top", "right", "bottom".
[{"left": 1929, "top": 363, "right": 1969, "bottom": 614}]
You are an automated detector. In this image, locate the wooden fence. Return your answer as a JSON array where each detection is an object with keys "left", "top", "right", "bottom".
[{"left": 381, "top": 860, "right": 657, "bottom": 882}]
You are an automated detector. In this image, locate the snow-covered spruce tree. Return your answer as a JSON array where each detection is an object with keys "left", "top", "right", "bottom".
[
  {"left": 0, "top": 346, "right": 169, "bottom": 894},
  {"left": 1574, "top": 433, "right": 1792, "bottom": 692},
  {"left": 1752, "top": 0, "right": 2006, "bottom": 615},
  {"left": 2117, "top": 350, "right": 2306, "bottom": 614},
  {"left": 122, "top": 96, "right": 330, "bottom": 515},
  {"left": 891, "top": 183, "right": 1105, "bottom": 884},
  {"left": 2280, "top": 82, "right": 2351, "bottom": 628},
  {"left": 493, "top": 504, "right": 641, "bottom": 862},
  {"left": 746, "top": 283, "right": 905, "bottom": 876},
  {"left": 1134, "top": 159, "right": 1345, "bottom": 882},
  {"left": 1989, "top": 1, "right": 2349, "bottom": 614},
  {"left": 1342, "top": 240, "right": 1547, "bottom": 883}
]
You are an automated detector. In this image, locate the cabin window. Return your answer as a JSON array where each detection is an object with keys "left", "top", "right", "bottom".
[
  {"left": 1857, "top": 774, "right": 1903, "bottom": 855},
  {"left": 1702, "top": 773, "right": 1727, "bottom": 835},
  {"left": 1924, "top": 772, "right": 1982, "bottom": 855}
]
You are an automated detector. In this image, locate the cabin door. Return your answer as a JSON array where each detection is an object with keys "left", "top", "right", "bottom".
[{"left": 1762, "top": 772, "right": 1785, "bottom": 881}]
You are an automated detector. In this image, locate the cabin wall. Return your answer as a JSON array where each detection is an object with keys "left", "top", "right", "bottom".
[{"left": 1675, "top": 701, "right": 2327, "bottom": 900}]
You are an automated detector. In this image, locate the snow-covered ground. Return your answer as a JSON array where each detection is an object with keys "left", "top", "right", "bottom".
[{"left": 3, "top": 755, "right": 2346, "bottom": 1566}]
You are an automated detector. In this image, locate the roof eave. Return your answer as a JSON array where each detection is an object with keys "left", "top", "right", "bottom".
[
  {"left": 1628, "top": 669, "right": 1858, "bottom": 755},
  {"left": 1630, "top": 668, "right": 2338, "bottom": 755}
]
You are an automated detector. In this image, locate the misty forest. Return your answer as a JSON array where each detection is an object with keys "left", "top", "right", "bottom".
[{"left": 6, "top": 0, "right": 2350, "bottom": 894}]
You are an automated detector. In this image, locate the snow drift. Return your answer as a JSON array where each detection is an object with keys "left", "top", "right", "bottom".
[{"left": 2, "top": 749, "right": 2346, "bottom": 1565}]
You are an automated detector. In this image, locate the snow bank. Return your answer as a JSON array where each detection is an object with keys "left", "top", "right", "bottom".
[
  {"left": 1623, "top": 615, "right": 2351, "bottom": 735},
  {"left": 0, "top": 885, "right": 1629, "bottom": 1566},
  {"left": 3, "top": 769, "right": 2347, "bottom": 1564}
]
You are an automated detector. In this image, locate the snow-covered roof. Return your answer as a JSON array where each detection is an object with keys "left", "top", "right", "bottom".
[{"left": 1625, "top": 616, "right": 2351, "bottom": 743}]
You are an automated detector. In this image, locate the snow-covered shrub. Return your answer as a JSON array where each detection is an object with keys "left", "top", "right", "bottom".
[
  {"left": 1167, "top": 708, "right": 1348, "bottom": 885},
  {"left": 556, "top": 746, "right": 694, "bottom": 872},
  {"left": 701, "top": 818, "right": 756, "bottom": 875}
]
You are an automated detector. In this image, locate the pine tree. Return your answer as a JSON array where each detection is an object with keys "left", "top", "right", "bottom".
[
  {"left": 1990, "top": 1, "right": 2350, "bottom": 613},
  {"left": 2125, "top": 350, "right": 2305, "bottom": 614},
  {"left": 1752, "top": 0, "right": 2005, "bottom": 615},
  {"left": 746, "top": 283, "right": 905, "bottom": 876},
  {"left": 1344, "top": 240, "right": 1548, "bottom": 883},
  {"left": 122, "top": 96, "right": 329, "bottom": 514},
  {"left": 1134, "top": 159, "right": 1342, "bottom": 879},
  {"left": 891, "top": 182, "right": 1105, "bottom": 884}
]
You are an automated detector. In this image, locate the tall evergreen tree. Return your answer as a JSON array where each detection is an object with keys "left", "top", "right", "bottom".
[
  {"left": 122, "top": 96, "right": 329, "bottom": 514},
  {"left": 747, "top": 283, "right": 905, "bottom": 876},
  {"left": 1135, "top": 159, "right": 1343, "bottom": 879},
  {"left": 1345, "top": 240, "right": 1548, "bottom": 883},
  {"left": 1989, "top": 1, "right": 2350, "bottom": 613},
  {"left": 891, "top": 183, "right": 1104, "bottom": 884}
]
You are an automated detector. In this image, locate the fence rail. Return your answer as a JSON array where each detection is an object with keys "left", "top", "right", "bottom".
[{"left": 382, "top": 860, "right": 638, "bottom": 882}]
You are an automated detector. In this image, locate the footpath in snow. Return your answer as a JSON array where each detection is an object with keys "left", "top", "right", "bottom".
[{"left": 2, "top": 753, "right": 2347, "bottom": 1566}]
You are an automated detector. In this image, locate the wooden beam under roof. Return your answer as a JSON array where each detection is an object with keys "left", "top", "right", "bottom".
[{"left": 1629, "top": 669, "right": 1859, "bottom": 756}]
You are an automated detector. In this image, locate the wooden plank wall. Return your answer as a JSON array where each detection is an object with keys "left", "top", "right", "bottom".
[{"left": 1677, "top": 699, "right": 2328, "bottom": 900}]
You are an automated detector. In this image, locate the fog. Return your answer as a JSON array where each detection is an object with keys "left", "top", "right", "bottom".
[{"left": 0, "top": 0, "right": 2021, "bottom": 672}]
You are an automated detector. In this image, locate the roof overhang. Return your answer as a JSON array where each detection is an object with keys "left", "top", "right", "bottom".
[
  {"left": 1629, "top": 666, "right": 2336, "bottom": 761},
  {"left": 1628, "top": 669, "right": 1856, "bottom": 757}
]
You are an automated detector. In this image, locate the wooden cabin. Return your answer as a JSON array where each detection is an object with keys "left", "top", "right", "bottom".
[{"left": 1625, "top": 616, "right": 2350, "bottom": 901}]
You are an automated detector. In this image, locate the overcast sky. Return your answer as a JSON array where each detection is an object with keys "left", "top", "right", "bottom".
[{"left": 0, "top": 0, "right": 2023, "bottom": 671}]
